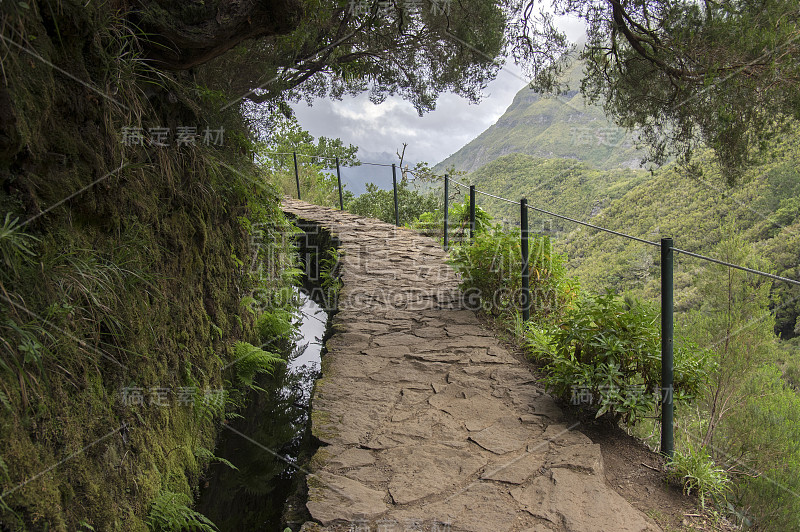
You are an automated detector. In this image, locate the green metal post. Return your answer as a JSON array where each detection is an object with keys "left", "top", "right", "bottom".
[
  {"left": 293, "top": 151, "right": 301, "bottom": 200},
  {"left": 661, "top": 237, "right": 674, "bottom": 458},
  {"left": 443, "top": 174, "right": 449, "bottom": 250},
  {"left": 521, "top": 199, "right": 530, "bottom": 322},
  {"left": 392, "top": 163, "right": 400, "bottom": 227},
  {"left": 335, "top": 156, "right": 344, "bottom": 210},
  {"left": 469, "top": 185, "right": 476, "bottom": 240}
]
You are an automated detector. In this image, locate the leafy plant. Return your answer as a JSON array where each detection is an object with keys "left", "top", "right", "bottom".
[
  {"left": 257, "top": 115, "right": 360, "bottom": 208},
  {"left": 232, "top": 341, "right": 285, "bottom": 390},
  {"left": 319, "top": 246, "right": 342, "bottom": 310},
  {"left": 346, "top": 181, "right": 440, "bottom": 227},
  {"left": 146, "top": 490, "right": 217, "bottom": 532},
  {"left": 449, "top": 225, "right": 522, "bottom": 316},
  {"left": 413, "top": 194, "right": 495, "bottom": 243},
  {"left": 667, "top": 441, "right": 730, "bottom": 509},
  {"left": 255, "top": 309, "right": 296, "bottom": 342},
  {"left": 537, "top": 291, "right": 707, "bottom": 425},
  {"left": 192, "top": 388, "right": 229, "bottom": 433},
  {"left": 0, "top": 213, "right": 38, "bottom": 281},
  {"left": 194, "top": 446, "right": 238, "bottom": 471},
  {"left": 686, "top": 230, "right": 776, "bottom": 449},
  {"left": 448, "top": 224, "right": 574, "bottom": 322}
]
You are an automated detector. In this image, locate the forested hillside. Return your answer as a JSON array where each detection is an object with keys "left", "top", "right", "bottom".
[
  {"left": 433, "top": 60, "right": 646, "bottom": 174},
  {"left": 457, "top": 135, "right": 800, "bottom": 341},
  {"left": 558, "top": 141, "right": 800, "bottom": 340},
  {"left": 460, "top": 152, "right": 649, "bottom": 231}
]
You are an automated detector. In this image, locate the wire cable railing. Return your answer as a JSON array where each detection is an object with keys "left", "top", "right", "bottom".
[
  {"left": 275, "top": 148, "right": 800, "bottom": 456},
  {"left": 276, "top": 149, "right": 800, "bottom": 288}
]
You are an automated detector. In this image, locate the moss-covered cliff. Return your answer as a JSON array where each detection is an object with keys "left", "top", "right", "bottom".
[{"left": 0, "top": 2, "right": 294, "bottom": 529}]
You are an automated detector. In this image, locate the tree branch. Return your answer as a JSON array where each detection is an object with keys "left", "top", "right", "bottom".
[{"left": 133, "top": 0, "right": 304, "bottom": 70}]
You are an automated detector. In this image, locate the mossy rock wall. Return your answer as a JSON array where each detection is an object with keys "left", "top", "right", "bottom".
[{"left": 0, "top": 2, "right": 289, "bottom": 529}]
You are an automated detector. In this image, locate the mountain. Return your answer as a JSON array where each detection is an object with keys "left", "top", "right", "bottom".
[
  {"left": 434, "top": 56, "right": 799, "bottom": 339},
  {"left": 459, "top": 152, "right": 649, "bottom": 232},
  {"left": 433, "top": 60, "right": 646, "bottom": 174}
]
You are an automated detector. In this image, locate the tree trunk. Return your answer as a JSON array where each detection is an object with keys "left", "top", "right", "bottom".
[{"left": 131, "top": 0, "right": 304, "bottom": 70}]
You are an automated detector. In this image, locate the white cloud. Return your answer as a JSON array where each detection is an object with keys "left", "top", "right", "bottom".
[{"left": 288, "top": 12, "right": 587, "bottom": 167}]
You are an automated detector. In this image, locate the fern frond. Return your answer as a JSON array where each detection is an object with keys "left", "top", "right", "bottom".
[
  {"left": 194, "top": 446, "right": 238, "bottom": 471},
  {"left": 232, "top": 341, "right": 285, "bottom": 388},
  {"left": 146, "top": 490, "right": 217, "bottom": 532}
]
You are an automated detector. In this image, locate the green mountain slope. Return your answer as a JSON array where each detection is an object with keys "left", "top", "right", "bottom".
[
  {"left": 455, "top": 132, "right": 800, "bottom": 339},
  {"left": 556, "top": 141, "right": 800, "bottom": 339},
  {"left": 460, "top": 152, "right": 649, "bottom": 232},
  {"left": 434, "top": 61, "right": 646, "bottom": 173}
]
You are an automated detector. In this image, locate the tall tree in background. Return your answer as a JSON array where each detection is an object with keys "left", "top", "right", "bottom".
[
  {"left": 257, "top": 115, "right": 359, "bottom": 205},
  {"left": 685, "top": 230, "right": 776, "bottom": 450}
]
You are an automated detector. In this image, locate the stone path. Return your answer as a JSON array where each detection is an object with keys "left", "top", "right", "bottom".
[{"left": 282, "top": 199, "right": 660, "bottom": 532}]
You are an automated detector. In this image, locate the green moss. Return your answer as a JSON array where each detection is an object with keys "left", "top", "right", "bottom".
[
  {"left": 308, "top": 448, "right": 331, "bottom": 471},
  {"left": 0, "top": 2, "right": 299, "bottom": 530},
  {"left": 309, "top": 408, "right": 338, "bottom": 441}
]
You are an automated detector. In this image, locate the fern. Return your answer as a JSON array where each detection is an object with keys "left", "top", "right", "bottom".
[
  {"left": 194, "top": 446, "right": 237, "bottom": 471},
  {"left": 232, "top": 341, "right": 285, "bottom": 389},
  {"left": 255, "top": 309, "right": 296, "bottom": 342},
  {"left": 319, "top": 247, "right": 342, "bottom": 309},
  {"left": 0, "top": 389, "right": 11, "bottom": 411},
  {"left": 146, "top": 490, "right": 217, "bottom": 532},
  {"left": 193, "top": 390, "right": 227, "bottom": 427}
]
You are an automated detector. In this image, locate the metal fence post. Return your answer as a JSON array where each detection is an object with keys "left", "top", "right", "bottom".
[
  {"left": 392, "top": 163, "right": 400, "bottom": 227},
  {"left": 469, "top": 185, "right": 476, "bottom": 240},
  {"left": 293, "top": 151, "right": 301, "bottom": 200},
  {"left": 335, "top": 156, "right": 344, "bottom": 210},
  {"left": 661, "top": 237, "right": 674, "bottom": 458},
  {"left": 443, "top": 174, "right": 450, "bottom": 250},
  {"left": 521, "top": 199, "right": 530, "bottom": 322}
]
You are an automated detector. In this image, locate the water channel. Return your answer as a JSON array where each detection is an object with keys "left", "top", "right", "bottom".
[{"left": 196, "top": 290, "right": 328, "bottom": 530}]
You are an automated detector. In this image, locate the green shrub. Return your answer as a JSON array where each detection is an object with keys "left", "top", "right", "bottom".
[
  {"left": 412, "top": 195, "right": 494, "bottom": 242},
  {"left": 535, "top": 291, "right": 708, "bottom": 425},
  {"left": 346, "top": 181, "right": 439, "bottom": 226},
  {"left": 448, "top": 225, "right": 574, "bottom": 322}
]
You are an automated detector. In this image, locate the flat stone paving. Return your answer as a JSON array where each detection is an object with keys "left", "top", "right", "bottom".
[{"left": 283, "top": 199, "right": 660, "bottom": 532}]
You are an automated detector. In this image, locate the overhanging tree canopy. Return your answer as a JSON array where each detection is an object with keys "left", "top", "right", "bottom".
[
  {"left": 544, "top": 0, "right": 800, "bottom": 181},
  {"left": 136, "top": 0, "right": 800, "bottom": 179}
]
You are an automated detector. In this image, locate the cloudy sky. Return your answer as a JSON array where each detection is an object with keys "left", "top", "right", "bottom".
[{"left": 291, "top": 14, "right": 586, "bottom": 193}]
